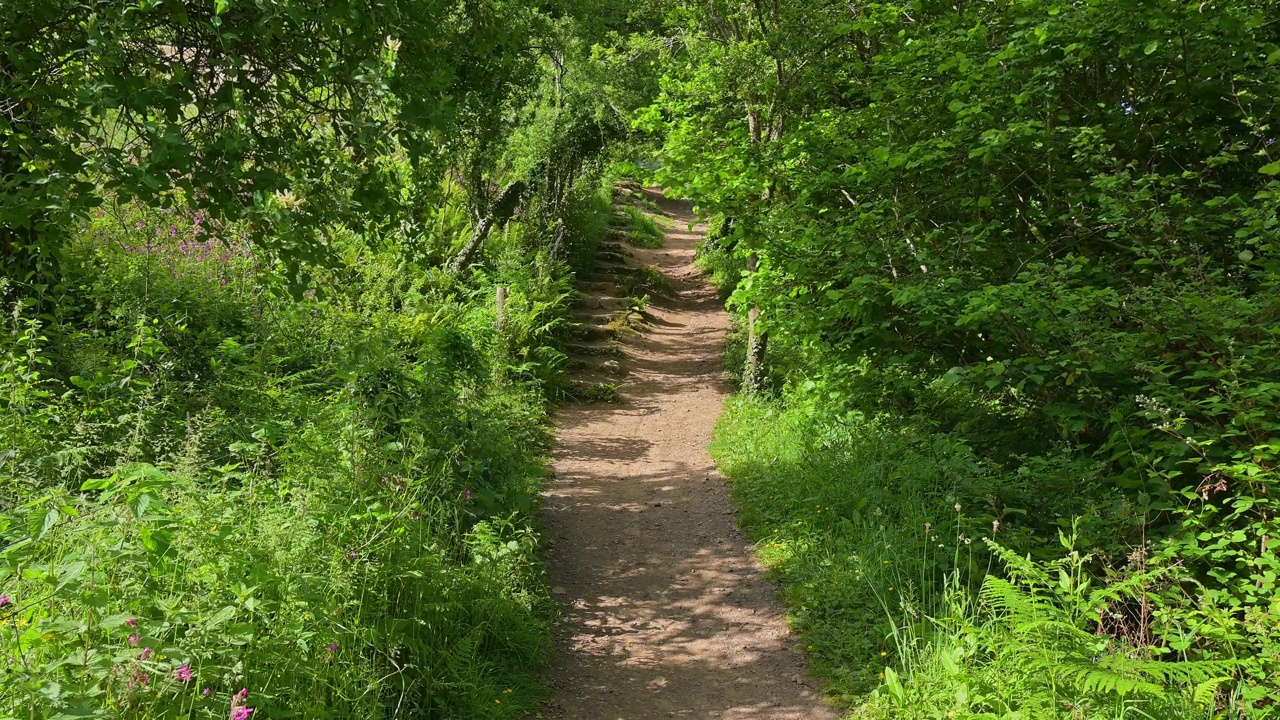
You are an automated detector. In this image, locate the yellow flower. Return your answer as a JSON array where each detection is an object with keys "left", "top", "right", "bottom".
[
  {"left": 880, "top": 651, "right": 887, "bottom": 657},
  {"left": 878, "top": 673, "right": 884, "bottom": 679}
]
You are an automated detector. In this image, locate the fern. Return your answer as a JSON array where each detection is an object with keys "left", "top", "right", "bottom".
[{"left": 977, "top": 541, "right": 1239, "bottom": 711}]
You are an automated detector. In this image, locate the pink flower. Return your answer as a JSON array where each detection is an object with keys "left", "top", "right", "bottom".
[
  {"left": 203, "top": 687, "right": 212, "bottom": 697},
  {"left": 140, "top": 648, "right": 153, "bottom": 660},
  {"left": 128, "top": 635, "right": 140, "bottom": 645},
  {"left": 231, "top": 707, "right": 254, "bottom": 720},
  {"left": 125, "top": 618, "right": 137, "bottom": 627},
  {"left": 463, "top": 489, "right": 472, "bottom": 502},
  {"left": 137, "top": 673, "right": 149, "bottom": 685},
  {"left": 0, "top": 593, "right": 10, "bottom": 607},
  {"left": 328, "top": 643, "right": 339, "bottom": 653},
  {"left": 174, "top": 664, "right": 192, "bottom": 682}
]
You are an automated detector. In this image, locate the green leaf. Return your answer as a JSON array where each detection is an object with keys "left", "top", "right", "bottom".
[
  {"left": 28, "top": 508, "right": 60, "bottom": 540},
  {"left": 1144, "top": 40, "right": 1159, "bottom": 55},
  {"left": 1259, "top": 161, "right": 1280, "bottom": 175},
  {"left": 883, "top": 666, "right": 905, "bottom": 704}
]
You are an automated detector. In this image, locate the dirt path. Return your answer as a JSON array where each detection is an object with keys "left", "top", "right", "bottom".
[{"left": 540, "top": 189, "right": 838, "bottom": 720}]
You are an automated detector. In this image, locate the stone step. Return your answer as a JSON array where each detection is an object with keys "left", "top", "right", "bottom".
[
  {"left": 569, "top": 323, "right": 616, "bottom": 341},
  {"left": 578, "top": 296, "right": 632, "bottom": 311},
  {"left": 564, "top": 341, "right": 623, "bottom": 357},
  {"left": 576, "top": 280, "right": 618, "bottom": 293}
]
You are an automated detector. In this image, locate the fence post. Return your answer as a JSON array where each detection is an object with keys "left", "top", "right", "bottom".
[{"left": 495, "top": 285, "right": 508, "bottom": 331}]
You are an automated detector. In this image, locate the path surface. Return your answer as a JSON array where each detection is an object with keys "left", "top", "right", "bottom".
[{"left": 541, "top": 189, "right": 837, "bottom": 720}]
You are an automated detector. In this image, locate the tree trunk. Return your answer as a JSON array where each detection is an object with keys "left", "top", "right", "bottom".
[
  {"left": 743, "top": 252, "right": 767, "bottom": 394},
  {"left": 447, "top": 180, "right": 526, "bottom": 274}
]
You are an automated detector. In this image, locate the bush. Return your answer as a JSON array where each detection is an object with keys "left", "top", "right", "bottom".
[{"left": 0, "top": 190, "right": 601, "bottom": 718}]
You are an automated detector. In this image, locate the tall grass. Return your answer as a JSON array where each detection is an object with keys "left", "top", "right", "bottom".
[
  {"left": 711, "top": 387, "right": 1266, "bottom": 718},
  {"left": 0, "top": 187, "right": 608, "bottom": 718}
]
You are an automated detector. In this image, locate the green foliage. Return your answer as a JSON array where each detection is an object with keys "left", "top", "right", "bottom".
[
  {"left": 1, "top": 0, "right": 559, "bottom": 290},
  {"left": 629, "top": 0, "right": 1280, "bottom": 714},
  {"left": 618, "top": 205, "right": 664, "bottom": 248},
  {"left": 0, "top": 185, "right": 605, "bottom": 715},
  {"left": 0, "top": 2, "right": 621, "bottom": 705},
  {"left": 713, "top": 392, "right": 1273, "bottom": 717}
]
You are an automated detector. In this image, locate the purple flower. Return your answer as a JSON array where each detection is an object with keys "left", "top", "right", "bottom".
[
  {"left": 140, "top": 647, "right": 153, "bottom": 660},
  {"left": 328, "top": 643, "right": 339, "bottom": 653},
  {"left": 463, "top": 489, "right": 472, "bottom": 502},
  {"left": 203, "top": 687, "right": 211, "bottom": 697},
  {"left": 125, "top": 618, "right": 137, "bottom": 627},
  {"left": 232, "top": 707, "right": 254, "bottom": 720},
  {"left": 128, "top": 635, "right": 140, "bottom": 645},
  {"left": 0, "top": 593, "right": 10, "bottom": 608},
  {"left": 137, "top": 672, "right": 149, "bottom": 685},
  {"left": 174, "top": 664, "right": 192, "bottom": 682}
]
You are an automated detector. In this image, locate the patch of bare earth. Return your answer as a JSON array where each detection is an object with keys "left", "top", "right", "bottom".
[{"left": 541, "top": 188, "right": 838, "bottom": 719}]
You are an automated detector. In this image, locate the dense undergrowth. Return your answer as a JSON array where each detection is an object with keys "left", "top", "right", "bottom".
[
  {"left": 653, "top": 0, "right": 1280, "bottom": 716},
  {"left": 0, "top": 179, "right": 616, "bottom": 717},
  {"left": 0, "top": 1, "right": 639, "bottom": 716}
]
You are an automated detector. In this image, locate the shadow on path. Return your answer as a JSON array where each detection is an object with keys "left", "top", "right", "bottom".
[{"left": 541, "top": 189, "right": 837, "bottom": 719}]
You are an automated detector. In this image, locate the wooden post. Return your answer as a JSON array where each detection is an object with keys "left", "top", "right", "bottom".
[
  {"left": 743, "top": 252, "right": 767, "bottom": 394},
  {"left": 495, "top": 285, "right": 508, "bottom": 331}
]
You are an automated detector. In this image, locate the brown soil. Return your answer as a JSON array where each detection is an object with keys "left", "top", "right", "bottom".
[{"left": 540, "top": 189, "right": 838, "bottom": 719}]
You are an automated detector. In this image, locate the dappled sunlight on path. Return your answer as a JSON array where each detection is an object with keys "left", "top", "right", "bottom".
[{"left": 541, "top": 189, "right": 837, "bottom": 719}]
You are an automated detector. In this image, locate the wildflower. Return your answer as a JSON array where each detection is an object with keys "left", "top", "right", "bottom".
[
  {"left": 954, "top": 503, "right": 962, "bottom": 514},
  {"left": 140, "top": 648, "right": 153, "bottom": 660},
  {"left": 174, "top": 664, "right": 192, "bottom": 682},
  {"left": 923, "top": 523, "right": 931, "bottom": 535},
  {"left": 880, "top": 651, "right": 887, "bottom": 657},
  {"left": 0, "top": 593, "right": 10, "bottom": 608},
  {"left": 125, "top": 618, "right": 138, "bottom": 627},
  {"left": 137, "top": 673, "right": 149, "bottom": 685},
  {"left": 328, "top": 643, "right": 339, "bottom": 653},
  {"left": 203, "top": 687, "right": 212, "bottom": 697},
  {"left": 464, "top": 489, "right": 472, "bottom": 502},
  {"left": 232, "top": 707, "right": 254, "bottom": 720},
  {"left": 128, "top": 635, "right": 140, "bottom": 645},
  {"left": 992, "top": 519, "right": 1000, "bottom": 535}
]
